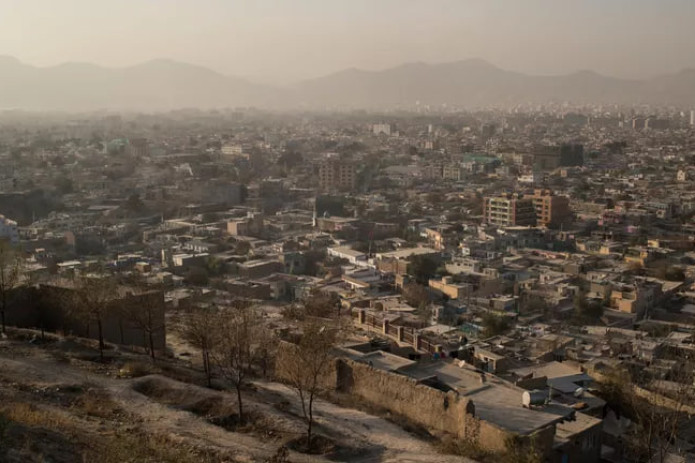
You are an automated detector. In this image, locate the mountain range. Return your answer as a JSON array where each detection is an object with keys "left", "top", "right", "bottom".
[{"left": 0, "top": 56, "right": 693, "bottom": 110}]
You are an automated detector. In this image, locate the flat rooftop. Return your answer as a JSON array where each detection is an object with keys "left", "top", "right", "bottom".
[
  {"left": 399, "top": 361, "right": 575, "bottom": 434},
  {"left": 554, "top": 412, "right": 603, "bottom": 448},
  {"left": 376, "top": 247, "right": 439, "bottom": 260},
  {"left": 329, "top": 246, "right": 367, "bottom": 258},
  {"left": 360, "top": 351, "right": 417, "bottom": 372}
]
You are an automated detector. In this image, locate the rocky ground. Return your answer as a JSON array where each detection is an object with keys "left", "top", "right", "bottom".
[{"left": 0, "top": 329, "right": 472, "bottom": 463}]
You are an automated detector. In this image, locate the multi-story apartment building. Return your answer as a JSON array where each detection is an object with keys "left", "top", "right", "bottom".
[
  {"left": 483, "top": 194, "right": 537, "bottom": 227},
  {"left": 531, "top": 189, "right": 571, "bottom": 228},
  {"left": 442, "top": 164, "right": 464, "bottom": 181},
  {"left": 318, "top": 159, "right": 356, "bottom": 192},
  {"left": 372, "top": 123, "right": 395, "bottom": 136},
  {"left": 127, "top": 138, "right": 150, "bottom": 157}
]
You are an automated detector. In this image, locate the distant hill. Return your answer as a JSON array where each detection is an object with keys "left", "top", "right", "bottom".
[
  {"left": 0, "top": 56, "right": 278, "bottom": 110},
  {"left": 294, "top": 59, "right": 667, "bottom": 108},
  {"left": 0, "top": 56, "right": 694, "bottom": 110}
]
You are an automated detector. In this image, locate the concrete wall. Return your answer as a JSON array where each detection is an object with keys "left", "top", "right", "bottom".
[
  {"left": 6, "top": 284, "right": 166, "bottom": 350},
  {"left": 274, "top": 342, "right": 475, "bottom": 438},
  {"left": 335, "top": 358, "right": 477, "bottom": 440},
  {"left": 275, "top": 342, "right": 566, "bottom": 457},
  {"left": 552, "top": 421, "right": 602, "bottom": 463}
]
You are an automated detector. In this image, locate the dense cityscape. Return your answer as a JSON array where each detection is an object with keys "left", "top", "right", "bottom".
[
  {"left": 2, "top": 1, "right": 695, "bottom": 462},
  {"left": 0, "top": 106, "right": 694, "bottom": 462}
]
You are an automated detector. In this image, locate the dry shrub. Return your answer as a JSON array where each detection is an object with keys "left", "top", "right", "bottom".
[
  {"left": 91, "top": 431, "right": 217, "bottom": 463},
  {"left": 281, "top": 304, "right": 306, "bottom": 321},
  {"left": 73, "top": 390, "right": 124, "bottom": 419},
  {"left": 119, "top": 361, "right": 156, "bottom": 378},
  {"left": 237, "top": 412, "right": 284, "bottom": 439},
  {"left": 265, "top": 446, "right": 290, "bottom": 463},
  {"left": 437, "top": 435, "right": 493, "bottom": 461},
  {"left": 1, "top": 403, "right": 70, "bottom": 431}
]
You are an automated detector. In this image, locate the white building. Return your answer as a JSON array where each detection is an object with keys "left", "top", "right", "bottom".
[
  {"left": 221, "top": 144, "right": 250, "bottom": 160},
  {"left": 327, "top": 246, "right": 369, "bottom": 267},
  {"left": 372, "top": 123, "right": 396, "bottom": 136},
  {"left": 0, "top": 215, "right": 18, "bottom": 243}
]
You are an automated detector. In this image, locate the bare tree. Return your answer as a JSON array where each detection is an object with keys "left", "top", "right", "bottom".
[
  {"left": 303, "top": 289, "right": 340, "bottom": 318},
  {"left": 0, "top": 241, "right": 23, "bottom": 335},
  {"left": 283, "top": 320, "right": 338, "bottom": 449},
  {"left": 402, "top": 282, "right": 429, "bottom": 309},
  {"left": 180, "top": 305, "right": 219, "bottom": 387},
  {"left": 254, "top": 325, "right": 278, "bottom": 378},
  {"left": 25, "top": 271, "right": 52, "bottom": 340},
  {"left": 209, "top": 303, "right": 260, "bottom": 424},
  {"left": 68, "top": 274, "right": 118, "bottom": 362},
  {"left": 600, "top": 362, "right": 695, "bottom": 463},
  {"left": 116, "top": 274, "right": 166, "bottom": 361},
  {"left": 123, "top": 289, "right": 166, "bottom": 361}
]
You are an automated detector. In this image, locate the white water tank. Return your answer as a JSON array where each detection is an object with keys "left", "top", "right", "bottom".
[{"left": 522, "top": 390, "right": 546, "bottom": 407}]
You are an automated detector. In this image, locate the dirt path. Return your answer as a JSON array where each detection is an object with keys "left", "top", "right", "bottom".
[
  {"left": 0, "top": 352, "right": 281, "bottom": 462},
  {"left": 0, "top": 339, "right": 473, "bottom": 462},
  {"left": 257, "top": 381, "right": 473, "bottom": 463}
]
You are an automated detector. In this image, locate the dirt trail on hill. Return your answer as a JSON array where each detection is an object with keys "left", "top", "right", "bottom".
[{"left": 0, "top": 340, "right": 473, "bottom": 462}]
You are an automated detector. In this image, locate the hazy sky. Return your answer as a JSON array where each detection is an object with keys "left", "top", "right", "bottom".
[{"left": 1, "top": 0, "right": 694, "bottom": 84}]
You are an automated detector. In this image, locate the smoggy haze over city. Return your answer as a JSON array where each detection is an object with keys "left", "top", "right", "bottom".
[{"left": 1, "top": 0, "right": 695, "bottom": 84}]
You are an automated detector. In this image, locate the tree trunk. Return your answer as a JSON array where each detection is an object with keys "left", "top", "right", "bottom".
[
  {"left": 118, "top": 319, "right": 124, "bottom": 344},
  {"left": 97, "top": 318, "right": 105, "bottom": 362},
  {"left": 1, "top": 294, "right": 6, "bottom": 335},
  {"left": 236, "top": 383, "right": 244, "bottom": 424},
  {"left": 307, "top": 393, "right": 314, "bottom": 450},
  {"left": 147, "top": 310, "right": 155, "bottom": 361},
  {"left": 203, "top": 349, "right": 212, "bottom": 387},
  {"left": 149, "top": 330, "right": 156, "bottom": 361},
  {"left": 202, "top": 349, "right": 208, "bottom": 374}
]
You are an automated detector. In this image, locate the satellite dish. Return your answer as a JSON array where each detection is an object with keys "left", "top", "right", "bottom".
[{"left": 573, "top": 387, "right": 586, "bottom": 398}]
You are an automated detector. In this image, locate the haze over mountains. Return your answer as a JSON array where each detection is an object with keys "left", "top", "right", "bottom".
[{"left": 1, "top": 56, "right": 694, "bottom": 111}]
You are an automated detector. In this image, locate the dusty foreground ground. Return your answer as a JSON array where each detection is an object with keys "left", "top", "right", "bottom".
[{"left": 0, "top": 331, "right": 472, "bottom": 463}]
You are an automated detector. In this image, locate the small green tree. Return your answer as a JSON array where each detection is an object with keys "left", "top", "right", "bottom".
[
  {"left": 235, "top": 240, "right": 251, "bottom": 256},
  {"left": 573, "top": 291, "right": 603, "bottom": 322},
  {"left": 184, "top": 266, "right": 209, "bottom": 286},
  {"left": 481, "top": 313, "right": 510, "bottom": 337},
  {"left": 408, "top": 255, "right": 439, "bottom": 284}
]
